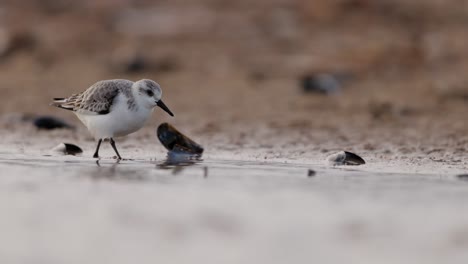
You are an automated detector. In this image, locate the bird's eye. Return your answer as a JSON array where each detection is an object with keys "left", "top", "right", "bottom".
[{"left": 146, "top": 90, "right": 154, "bottom": 97}]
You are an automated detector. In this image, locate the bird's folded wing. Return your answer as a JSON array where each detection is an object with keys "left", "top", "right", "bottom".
[{"left": 73, "top": 82, "right": 122, "bottom": 115}]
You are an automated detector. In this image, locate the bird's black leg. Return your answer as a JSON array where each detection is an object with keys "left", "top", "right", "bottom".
[
  {"left": 109, "top": 138, "right": 122, "bottom": 160},
  {"left": 93, "top": 139, "right": 102, "bottom": 158}
]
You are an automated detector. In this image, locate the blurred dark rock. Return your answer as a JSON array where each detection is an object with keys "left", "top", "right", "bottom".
[
  {"left": 457, "top": 174, "right": 468, "bottom": 181},
  {"left": 33, "top": 116, "right": 74, "bottom": 130},
  {"left": 300, "top": 73, "right": 352, "bottom": 95},
  {"left": 307, "top": 169, "right": 316, "bottom": 177}
]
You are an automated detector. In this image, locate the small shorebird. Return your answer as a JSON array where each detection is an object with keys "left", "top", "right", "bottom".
[{"left": 51, "top": 79, "right": 174, "bottom": 159}]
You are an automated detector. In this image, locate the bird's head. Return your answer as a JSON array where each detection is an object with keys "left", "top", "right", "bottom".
[{"left": 135, "top": 79, "right": 174, "bottom": 117}]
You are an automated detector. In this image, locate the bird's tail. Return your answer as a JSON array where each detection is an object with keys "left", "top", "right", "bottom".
[{"left": 50, "top": 98, "right": 74, "bottom": 111}]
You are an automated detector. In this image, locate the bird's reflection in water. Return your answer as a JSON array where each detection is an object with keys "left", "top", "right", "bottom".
[
  {"left": 88, "top": 152, "right": 206, "bottom": 180},
  {"left": 90, "top": 159, "right": 146, "bottom": 181}
]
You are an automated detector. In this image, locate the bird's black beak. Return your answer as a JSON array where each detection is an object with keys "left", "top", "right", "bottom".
[{"left": 156, "top": 100, "right": 174, "bottom": 117}]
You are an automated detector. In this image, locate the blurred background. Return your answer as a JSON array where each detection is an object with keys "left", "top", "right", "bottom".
[{"left": 0, "top": 0, "right": 467, "bottom": 153}]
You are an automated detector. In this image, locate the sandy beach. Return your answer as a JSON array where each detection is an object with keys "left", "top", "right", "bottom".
[{"left": 0, "top": 0, "right": 468, "bottom": 263}]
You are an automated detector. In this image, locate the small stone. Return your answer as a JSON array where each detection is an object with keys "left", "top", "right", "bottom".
[
  {"left": 456, "top": 174, "right": 468, "bottom": 181},
  {"left": 327, "top": 151, "right": 366, "bottom": 166},
  {"left": 52, "top": 143, "right": 83, "bottom": 156},
  {"left": 307, "top": 169, "right": 316, "bottom": 177}
]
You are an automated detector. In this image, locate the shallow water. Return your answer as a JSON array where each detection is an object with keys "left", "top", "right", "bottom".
[{"left": 0, "top": 154, "right": 468, "bottom": 264}]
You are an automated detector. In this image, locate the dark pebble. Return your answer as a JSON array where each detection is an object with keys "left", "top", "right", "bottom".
[{"left": 307, "top": 169, "right": 316, "bottom": 177}]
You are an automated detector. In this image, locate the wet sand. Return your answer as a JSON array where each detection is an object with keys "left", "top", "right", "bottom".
[
  {"left": 1, "top": 151, "right": 468, "bottom": 264},
  {"left": 1, "top": 124, "right": 468, "bottom": 264}
]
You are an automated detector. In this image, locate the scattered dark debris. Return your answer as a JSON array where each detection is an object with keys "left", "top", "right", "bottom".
[
  {"left": 438, "top": 88, "right": 468, "bottom": 103},
  {"left": 110, "top": 49, "right": 180, "bottom": 74},
  {"left": 0, "top": 112, "right": 36, "bottom": 126},
  {"left": 307, "top": 169, "right": 316, "bottom": 177},
  {"left": 33, "top": 116, "right": 74, "bottom": 130},
  {"left": 363, "top": 143, "right": 376, "bottom": 151},
  {"left": 456, "top": 174, "right": 468, "bottom": 181},
  {"left": 327, "top": 151, "right": 366, "bottom": 166},
  {"left": 369, "top": 102, "right": 416, "bottom": 120},
  {"left": 52, "top": 143, "right": 83, "bottom": 156}
]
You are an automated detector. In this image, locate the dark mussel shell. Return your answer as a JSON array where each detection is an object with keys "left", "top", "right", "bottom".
[
  {"left": 343, "top": 151, "right": 366, "bottom": 165},
  {"left": 327, "top": 151, "right": 366, "bottom": 166},
  {"left": 52, "top": 143, "right": 83, "bottom": 156},
  {"left": 157, "top": 123, "right": 204, "bottom": 155}
]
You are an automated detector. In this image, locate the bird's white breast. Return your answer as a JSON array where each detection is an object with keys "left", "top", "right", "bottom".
[{"left": 75, "top": 93, "right": 153, "bottom": 139}]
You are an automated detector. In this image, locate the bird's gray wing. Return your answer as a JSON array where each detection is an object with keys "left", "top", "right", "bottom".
[{"left": 61, "top": 80, "right": 133, "bottom": 115}]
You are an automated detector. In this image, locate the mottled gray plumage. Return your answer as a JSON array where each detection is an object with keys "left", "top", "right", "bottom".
[
  {"left": 52, "top": 79, "right": 136, "bottom": 115},
  {"left": 51, "top": 78, "right": 173, "bottom": 159}
]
